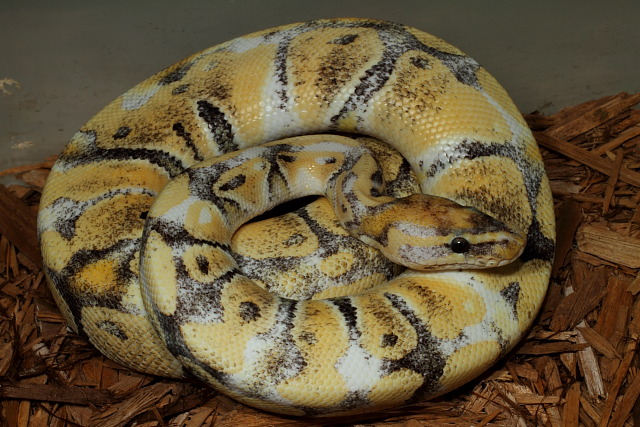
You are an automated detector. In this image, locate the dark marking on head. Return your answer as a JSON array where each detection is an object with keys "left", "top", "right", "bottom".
[
  {"left": 113, "top": 126, "right": 131, "bottom": 140},
  {"left": 239, "top": 301, "right": 261, "bottom": 322},
  {"left": 420, "top": 137, "right": 555, "bottom": 264}
]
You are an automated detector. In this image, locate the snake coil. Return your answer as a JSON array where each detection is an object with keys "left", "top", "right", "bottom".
[{"left": 38, "top": 18, "right": 555, "bottom": 416}]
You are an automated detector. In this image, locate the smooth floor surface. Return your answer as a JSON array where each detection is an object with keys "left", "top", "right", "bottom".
[{"left": 2, "top": 0, "right": 639, "bottom": 174}]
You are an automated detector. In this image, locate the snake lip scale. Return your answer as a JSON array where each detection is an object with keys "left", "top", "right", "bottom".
[{"left": 38, "top": 18, "right": 555, "bottom": 416}]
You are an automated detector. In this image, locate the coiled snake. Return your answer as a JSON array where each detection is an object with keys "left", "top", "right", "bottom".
[{"left": 38, "top": 18, "right": 555, "bottom": 416}]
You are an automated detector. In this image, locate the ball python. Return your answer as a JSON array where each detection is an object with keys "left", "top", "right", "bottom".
[{"left": 38, "top": 18, "right": 555, "bottom": 416}]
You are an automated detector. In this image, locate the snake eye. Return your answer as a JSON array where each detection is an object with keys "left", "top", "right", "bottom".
[{"left": 450, "top": 237, "right": 470, "bottom": 254}]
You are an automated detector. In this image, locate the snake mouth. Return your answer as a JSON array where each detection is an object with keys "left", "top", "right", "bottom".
[{"left": 470, "top": 242, "right": 526, "bottom": 268}]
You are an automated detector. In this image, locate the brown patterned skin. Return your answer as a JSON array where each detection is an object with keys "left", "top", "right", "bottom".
[{"left": 38, "top": 18, "right": 555, "bottom": 416}]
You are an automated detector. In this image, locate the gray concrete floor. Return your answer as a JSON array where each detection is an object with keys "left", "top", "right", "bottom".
[{"left": 1, "top": 0, "right": 639, "bottom": 175}]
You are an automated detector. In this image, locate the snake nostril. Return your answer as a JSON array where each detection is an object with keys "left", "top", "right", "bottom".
[{"left": 450, "top": 237, "right": 470, "bottom": 254}]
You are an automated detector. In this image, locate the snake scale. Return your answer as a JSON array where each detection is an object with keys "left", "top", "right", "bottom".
[{"left": 38, "top": 18, "right": 555, "bottom": 416}]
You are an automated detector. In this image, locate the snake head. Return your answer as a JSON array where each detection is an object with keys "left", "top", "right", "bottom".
[{"left": 360, "top": 194, "right": 527, "bottom": 270}]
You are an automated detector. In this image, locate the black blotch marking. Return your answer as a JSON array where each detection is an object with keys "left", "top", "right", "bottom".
[
  {"left": 330, "top": 34, "right": 359, "bottom": 45},
  {"left": 423, "top": 139, "right": 516, "bottom": 179},
  {"left": 219, "top": 174, "right": 246, "bottom": 191},
  {"left": 96, "top": 320, "right": 128, "bottom": 341},
  {"left": 410, "top": 56, "right": 430, "bottom": 69},
  {"left": 370, "top": 169, "right": 384, "bottom": 197},
  {"left": 239, "top": 301, "right": 261, "bottom": 322},
  {"left": 383, "top": 292, "right": 447, "bottom": 401},
  {"left": 381, "top": 333, "right": 398, "bottom": 347},
  {"left": 332, "top": 298, "right": 360, "bottom": 340},
  {"left": 159, "top": 62, "right": 194, "bottom": 85},
  {"left": 172, "top": 84, "right": 189, "bottom": 95},
  {"left": 196, "top": 254, "right": 209, "bottom": 275},
  {"left": 174, "top": 265, "right": 240, "bottom": 326},
  {"left": 337, "top": 391, "right": 370, "bottom": 411},
  {"left": 59, "top": 130, "right": 186, "bottom": 177},
  {"left": 284, "top": 233, "right": 307, "bottom": 247},
  {"left": 299, "top": 331, "right": 318, "bottom": 345},
  {"left": 113, "top": 126, "right": 131, "bottom": 140},
  {"left": 146, "top": 215, "right": 230, "bottom": 252},
  {"left": 172, "top": 122, "right": 204, "bottom": 161},
  {"left": 273, "top": 39, "right": 290, "bottom": 105},
  {"left": 371, "top": 170, "right": 383, "bottom": 187},
  {"left": 277, "top": 154, "right": 296, "bottom": 163},
  {"left": 500, "top": 281, "right": 521, "bottom": 321},
  {"left": 521, "top": 218, "right": 555, "bottom": 263},
  {"left": 139, "top": 211, "right": 148, "bottom": 219},
  {"left": 248, "top": 195, "right": 319, "bottom": 223},
  {"left": 386, "top": 158, "right": 420, "bottom": 195},
  {"left": 370, "top": 187, "right": 382, "bottom": 197},
  {"left": 196, "top": 100, "right": 237, "bottom": 153}
]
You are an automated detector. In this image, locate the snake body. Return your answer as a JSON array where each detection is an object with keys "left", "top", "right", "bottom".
[{"left": 38, "top": 18, "right": 555, "bottom": 416}]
